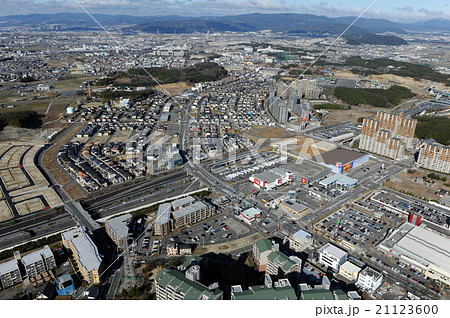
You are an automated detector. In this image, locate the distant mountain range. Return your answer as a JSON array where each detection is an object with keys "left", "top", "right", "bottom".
[{"left": 0, "top": 12, "right": 449, "bottom": 35}]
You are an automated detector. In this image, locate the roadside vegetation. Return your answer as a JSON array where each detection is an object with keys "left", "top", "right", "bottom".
[{"left": 0, "top": 233, "right": 61, "bottom": 261}]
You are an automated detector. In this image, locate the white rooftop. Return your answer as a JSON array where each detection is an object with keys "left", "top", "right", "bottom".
[
  {"left": 105, "top": 214, "right": 132, "bottom": 239},
  {"left": 21, "top": 245, "right": 53, "bottom": 266},
  {"left": 292, "top": 229, "right": 312, "bottom": 241},
  {"left": 172, "top": 196, "right": 196, "bottom": 209},
  {"left": 71, "top": 234, "right": 101, "bottom": 271},
  {"left": 0, "top": 259, "right": 19, "bottom": 275},
  {"left": 340, "top": 261, "right": 362, "bottom": 274},
  {"left": 359, "top": 267, "right": 382, "bottom": 280},
  {"left": 62, "top": 227, "right": 83, "bottom": 241},
  {"left": 391, "top": 224, "right": 450, "bottom": 275},
  {"left": 320, "top": 243, "right": 348, "bottom": 259},
  {"left": 241, "top": 207, "right": 262, "bottom": 220},
  {"left": 173, "top": 201, "right": 207, "bottom": 219},
  {"left": 154, "top": 203, "right": 172, "bottom": 225}
]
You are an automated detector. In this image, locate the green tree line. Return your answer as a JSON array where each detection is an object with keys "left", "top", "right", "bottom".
[
  {"left": 346, "top": 57, "right": 450, "bottom": 86},
  {"left": 414, "top": 116, "right": 450, "bottom": 145},
  {"left": 0, "top": 110, "right": 41, "bottom": 130},
  {"left": 334, "top": 85, "right": 414, "bottom": 108}
]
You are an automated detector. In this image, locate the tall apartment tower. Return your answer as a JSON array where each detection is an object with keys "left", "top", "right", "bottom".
[
  {"left": 417, "top": 140, "right": 450, "bottom": 174},
  {"left": 269, "top": 86, "right": 277, "bottom": 99},
  {"left": 360, "top": 111, "right": 416, "bottom": 160},
  {"left": 268, "top": 97, "right": 288, "bottom": 123}
]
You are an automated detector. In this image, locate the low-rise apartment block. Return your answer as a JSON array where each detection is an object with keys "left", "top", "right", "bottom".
[
  {"left": 21, "top": 245, "right": 56, "bottom": 279},
  {"left": 153, "top": 203, "right": 173, "bottom": 236},
  {"left": 253, "top": 238, "right": 301, "bottom": 277},
  {"left": 0, "top": 259, "right": 22, "bottom": 289},
  {"left": 231, "top": 275, "right": 296, "bottom": 300},
  {"left": 105, "top": 214, "right": 132, "bottom": 249},
  {"left": 284, "top": 229, "right": 314, "bottom": 253},
  {"left": 62, "top": 228, "right": 102, "bottom": 285},
  {"left": 153, "top": 197, "right": 215, "bottom": 236},
  {"left": 338, "top": 261, "right": 362, "bottom": 282},
  {"left": 356, "top": 267, "right": 383, "bottom": 292}
]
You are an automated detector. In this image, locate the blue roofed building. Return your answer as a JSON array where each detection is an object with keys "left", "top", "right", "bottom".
[{"left": 56, "top": 274, "right": 76, "bottom": 296}]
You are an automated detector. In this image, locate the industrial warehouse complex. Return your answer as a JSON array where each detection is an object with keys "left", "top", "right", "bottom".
[{"left": 378, "top": 223, "right": 450, "bottom": 285}]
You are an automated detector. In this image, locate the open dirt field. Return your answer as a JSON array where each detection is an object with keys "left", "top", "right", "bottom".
[
  {"left": 193, "top": 232, "right": 263, "bottom": 255},
  {"left": 109, "top": 130, "right": 132, "bottom": 143},
  {"left": 0, "top": 100, "right": 49, "bottom": 114},
  {"left": 248, "top": 126, "right": 293, "bottom": 139},
  {"left": 384, "top": 170, "right": 450, "bottom": 201},
  {"left": 368, "top": 74, "right": 439, "bottom": 95},
  {"left": 323, "top": 109, "right": 378, "bottom": 125},
  {"left": 285, "top": 136, "right": 328, "bottom": 159},
  {"left": 63, "top": 184, "right": 85, "bottom": 200},
  {"left": 42, "top": 125, "right": 85, "bottom": 186},
  {"left": 15, "top": 197, "right": 45, "bottom": 215},
  {"left": 0, "top": 168, "right": 30, "bottom": 191},
  {"left": 0, "top": 200, "right": 13, "bottom": 222},
  {"left": 155, "top": 82, "right": 191, "bottom": 95}
]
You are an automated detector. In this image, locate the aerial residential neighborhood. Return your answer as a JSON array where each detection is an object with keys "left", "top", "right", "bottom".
[{"left": 0, "top": 2, "right": 449, "bottom": 314}]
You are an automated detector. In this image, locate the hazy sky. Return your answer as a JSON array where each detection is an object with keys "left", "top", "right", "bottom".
[{"left": 1, "top": 0, "right": 449, "bottom": 22}]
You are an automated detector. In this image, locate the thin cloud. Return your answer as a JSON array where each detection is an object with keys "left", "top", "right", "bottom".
[{"left": 0, "top": 0, "right": 448, "bottom": 22}]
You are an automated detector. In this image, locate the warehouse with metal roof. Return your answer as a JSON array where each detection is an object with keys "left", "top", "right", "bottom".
[
  {"left": 315, "top": 148, "right": 369, "bottom": 174},
  {"left": 378, "top": 223, "right": 450, "bottom": 285}
]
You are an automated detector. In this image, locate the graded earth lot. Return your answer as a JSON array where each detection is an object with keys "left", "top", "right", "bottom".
[
  {"left": 0, "top": 200, "right": 12, "bottom": 222},
  {"left": 384, "top": 170, "right": 450, "bottom": 201}
]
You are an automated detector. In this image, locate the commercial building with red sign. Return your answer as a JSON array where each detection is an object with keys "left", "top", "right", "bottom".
[{"left": 249, "top": 168, "right": 293, "bottom": 190}]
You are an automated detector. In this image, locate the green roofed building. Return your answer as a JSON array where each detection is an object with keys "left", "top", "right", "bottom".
[
  {"left": 300, "top": 289, "right": 334, "bottom": 300},
  {"left": 253, "top": 238, "right": 275, "bottom": 272},
  {"left": 333, "top": 290, "right": 349, "bottom": 300},
  {"left": 231, "top": 276, "right": 297, "bottom": 300},
  {"left": 155, "top": 266, "right": 223, "bottom": 300},
  {"left": 253, "top": 238, "right": 302, "bottom": 276}
]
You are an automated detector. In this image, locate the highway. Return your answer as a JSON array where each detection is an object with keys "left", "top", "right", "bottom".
[
  {"left": 94, "top": 178, "right": 207, "bottom": 219},
  {"left": 0, "top": 209, "right": 76, "bottom": 252},
  {"left": 82, "top": 171, "right": 188, "bottom": 210}
]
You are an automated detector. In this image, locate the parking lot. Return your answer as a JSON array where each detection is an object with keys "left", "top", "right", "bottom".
[
  {"left": 172, "top": 214, "right": 252, "bottom": 246},
  {"left": 315, "top": 206, "right": 403, "bottom": 249},
  {"left": 308, "top": 122, "right": 361, "bottom": 143},
  {"left": 212, "top": 152, "right": 288, "bottom": 182},
  {"left": 346, "top": 159, "right": 388, "bottom": 181},
  {"left": 370, "top": 191, "right": 450, "bottom": 229}
]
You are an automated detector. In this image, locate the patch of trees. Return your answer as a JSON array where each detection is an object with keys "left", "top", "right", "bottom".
[
  {"left": 312, "top": 103, "right": 348, "bottom": 110},
  {"left": 19, "top": 76, "right": 36, "bottom": 83},
  {"left": 0, "top": 110, "right": 41, "bottom": 130},
  {"left": 96, "top": 77, "right": 115, "bottom": 86},
  {"left": 99, "top": 89, "right": 155, "bottom": 101},
  {"left": 344, "top": 34, "right": 408, "bottom": 46},
  {"left": 346, "top": 56, "right": 450, "bottom": 86},
  {"left": 127, "top": 62, "right": 228, "bottom": 84},
  {"left": 414, "top": 116, "right": 450, "bottom": 145},
  {"left": 334, "top": 85, "right": 414, "bottom": 108},
  {"left": 425, "top": 173, "right": 447, "bottom": 182}
]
